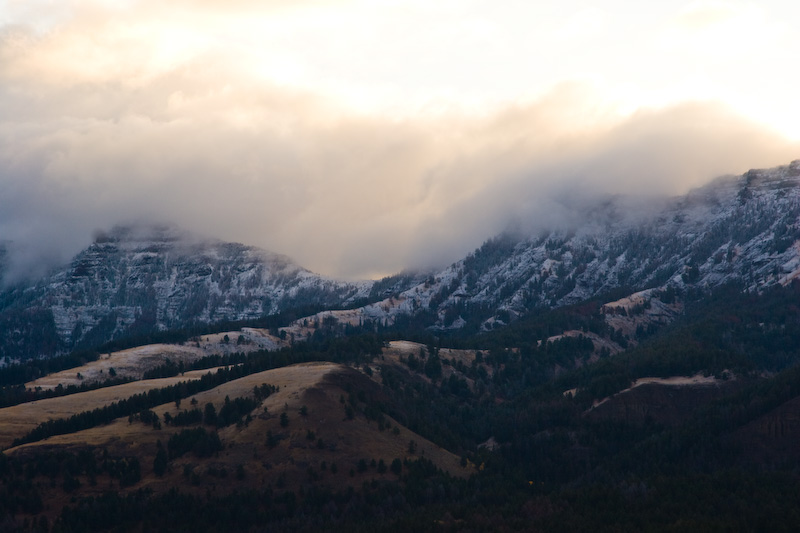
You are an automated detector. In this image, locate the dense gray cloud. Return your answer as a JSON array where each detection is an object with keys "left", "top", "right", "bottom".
[{"left": 0, "top": 9, "right": 798, "bottom": 283}]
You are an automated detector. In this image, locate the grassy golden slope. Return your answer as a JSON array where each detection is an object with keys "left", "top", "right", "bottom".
[
  {"left": 0, "top": 368, "right": 218, "bottom": 450},
  {"left": 5, "top": 362, "right": 469, "bottom": 509},
  {"left": 26, "top": 328, "right": 284, "bottom": 390}
]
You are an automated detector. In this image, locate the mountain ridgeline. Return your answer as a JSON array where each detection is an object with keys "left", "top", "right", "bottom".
[
  {"left": 409, "top": 161, "right": 800, "bottom": 328},
  {"left": 3, "top": 160, "right": 800, "bottom": 359},
  {"left": 0, "top": 226, "right": 372, "bottom": 359},
  {"left": 293, "top": 160, "right": 800, "bottom": 336}
]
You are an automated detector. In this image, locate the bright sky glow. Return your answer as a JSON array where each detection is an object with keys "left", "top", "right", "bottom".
[{"left": 3, "top": 0, "right": 798, "bottom": 129}]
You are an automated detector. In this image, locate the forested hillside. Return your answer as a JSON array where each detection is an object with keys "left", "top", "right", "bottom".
[{"left": 2, "top": 279, "right": 800, "bottom": 530}]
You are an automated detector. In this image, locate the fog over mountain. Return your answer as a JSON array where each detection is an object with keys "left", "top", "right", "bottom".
[
  {"left": 2, "top": 88, "right": 795, "bottom": 284},
  {"left": 1, "top": 1, "right": 799, "bottom": 282}
]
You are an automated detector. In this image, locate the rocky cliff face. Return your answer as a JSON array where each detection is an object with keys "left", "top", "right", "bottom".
[{"left": 0, "top": 225, "right": 372, "bottom": 358}]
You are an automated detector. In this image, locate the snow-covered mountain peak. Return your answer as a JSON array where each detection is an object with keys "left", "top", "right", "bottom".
[
  {"left": 0, "top": 224, "right": 373, "bottom": 357},
  {"left": 317, "top": 160, "right": 800, "bottom": 333}
]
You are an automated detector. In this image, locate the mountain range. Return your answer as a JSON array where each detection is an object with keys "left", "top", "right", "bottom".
[{"left": 3, "top": 160, "right": 800, "bottom": 360}]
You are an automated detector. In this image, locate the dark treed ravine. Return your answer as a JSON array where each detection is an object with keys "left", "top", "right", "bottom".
[{"left": 5, "top": 163, "right": 800, "bottom": 530}]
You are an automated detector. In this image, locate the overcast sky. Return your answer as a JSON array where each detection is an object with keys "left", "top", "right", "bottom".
[{"left": 1, "top": 0, "right": 799, "bottom": 280}]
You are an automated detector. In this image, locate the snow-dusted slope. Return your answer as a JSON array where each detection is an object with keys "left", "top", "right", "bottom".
[
  {"left": 325, "top": 160, "right": 800, "bottom": 331},
  {"left": 0, "top": 225, "right": 372, "bottom": 356}
]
